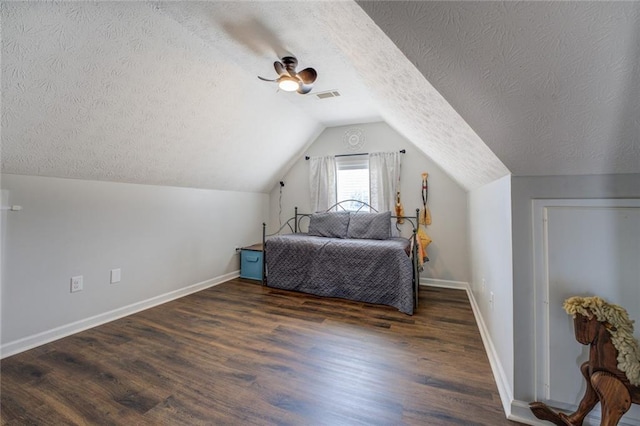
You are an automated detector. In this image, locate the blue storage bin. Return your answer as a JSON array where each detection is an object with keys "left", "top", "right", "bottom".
[{"left": 240, "top": 248, "right": 263, "bottom": 280}]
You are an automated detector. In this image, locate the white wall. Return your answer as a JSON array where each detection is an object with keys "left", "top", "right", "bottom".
[
  {"left": 268, "top": 121, "right": 470, "bottom": 283},
  {"left": 467, "top": 175, "right": 514, "bottom": 413},
  {"left": 1, "top": 179, "right": 6, "bottom": 350},
  {"left": 511, "top": 173, "right": 640, "bottom": 420},
  {"left": 1, "top": 174, "right": 268, "bottom": 355},
  {"left": 531, "top": 198, "right": 640, "bottom": 425}
]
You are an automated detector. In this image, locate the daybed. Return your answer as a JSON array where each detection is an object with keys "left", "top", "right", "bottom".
[{"left": 261, "top": 201, "right": 420, "bottom": 314}]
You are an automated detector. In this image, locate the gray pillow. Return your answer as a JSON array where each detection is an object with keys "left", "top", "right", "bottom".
[
  {"left": 308, "top": 212, "right": 350, "bottom": 238},
  {"left": 347, "top": 211, "right": 392, "bottom": 240}
]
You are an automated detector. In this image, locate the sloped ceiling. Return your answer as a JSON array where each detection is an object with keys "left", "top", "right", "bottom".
[
  {"left": 2, "top": 2, "right": 637, "bottom": 194},
  {"left": 359, "top": 1, "right": 640, "bottom": 177},
  {"left": 1, "top": 1, "right": 507, "bottom": 192}
]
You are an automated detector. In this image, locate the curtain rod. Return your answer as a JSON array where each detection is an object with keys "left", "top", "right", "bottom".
[{"left": 305, "top": 149, "right": 405, "bottom": 161}]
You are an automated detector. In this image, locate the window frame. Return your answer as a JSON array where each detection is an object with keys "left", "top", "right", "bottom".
[{"left": 335, "top": 156, "right": 370, "bottom": 212}]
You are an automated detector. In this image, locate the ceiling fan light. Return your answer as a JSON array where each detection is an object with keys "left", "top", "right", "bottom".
[{"left": 278, "top": 77, "right": 299, "bottom": 92}]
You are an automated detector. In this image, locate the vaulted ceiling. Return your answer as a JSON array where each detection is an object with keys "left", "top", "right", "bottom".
[
  {"left": 359, "top": 1, "right": 640, "bottom": 179},
  {"left": 2, "top": 2, "right": 638, "bottom": 193}
]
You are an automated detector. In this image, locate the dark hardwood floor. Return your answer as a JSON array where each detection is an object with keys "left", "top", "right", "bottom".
[{"left": 1, "top": 280, "right": 522, "bottom": 425}]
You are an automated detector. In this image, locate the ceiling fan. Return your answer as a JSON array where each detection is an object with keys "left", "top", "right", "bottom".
[{"left": 258, "top": 56, "right": 317, "bottom": 94}]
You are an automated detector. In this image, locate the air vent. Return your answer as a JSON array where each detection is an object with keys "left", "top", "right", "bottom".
[{"left": 316, "top": 90, "right": 341, "bottom": 99}]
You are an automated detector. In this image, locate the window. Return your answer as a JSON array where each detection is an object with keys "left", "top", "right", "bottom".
[{"left": 336, "top": 157, "right": 370, "bottom": 212}]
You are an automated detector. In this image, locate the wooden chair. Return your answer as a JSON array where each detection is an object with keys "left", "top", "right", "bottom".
[{"left": 530, "top": 297, "right": 640, "bottom": 426}]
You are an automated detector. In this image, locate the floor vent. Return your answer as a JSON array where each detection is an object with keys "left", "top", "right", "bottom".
[{"left": 316, "top": 90, "right": 341, "bottom": 99}]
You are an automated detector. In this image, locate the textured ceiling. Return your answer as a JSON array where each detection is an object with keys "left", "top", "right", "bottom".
[
  {"left": 1, "top": 1, "right": 509, "bottom": 192},
  {"left": 7, "top": 2, "right": 636, "bottom": 192},
  {"left": 359, "top": 1, "right": 640, "bottom": 178}
]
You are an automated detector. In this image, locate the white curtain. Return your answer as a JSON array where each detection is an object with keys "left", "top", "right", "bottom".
[
  {"left": 309, "top": 156, "right": 337, "bottom": 212},
  {"left": 369, "top": 151, "right": 401, "bottom": 212}
]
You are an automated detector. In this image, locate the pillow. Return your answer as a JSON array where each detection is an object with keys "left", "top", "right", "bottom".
[
  {"left": 347, "top": 211, "right": 392, "bottom": 240},
  {"left": 308, "top": 212, "right": 350, "bottom": 238}
]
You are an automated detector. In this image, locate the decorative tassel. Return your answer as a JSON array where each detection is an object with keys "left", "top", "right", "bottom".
[{"left": 395, "top": 191, "right": 405, "bottom": 224}]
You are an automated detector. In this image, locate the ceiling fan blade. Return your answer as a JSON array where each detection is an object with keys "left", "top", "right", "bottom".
[
  {"left": 260, "top": 56, "right": 315, "bottom": 94},
  {"left": 280, "top": 56, "right": 298, "bottom": 77},
  {"left": 297, "top": 67, "right": 317, "bottom": 85},
  {"left": 274, "top": 61, "right": 287, "bottom": 76},
  {"left": 297, "top": 83, "right": 313, "bottom": 95}
]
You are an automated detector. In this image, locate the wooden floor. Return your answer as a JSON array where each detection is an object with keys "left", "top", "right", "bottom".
[{"left": 1, "top": 280, "right": 522, "bottom": 425}]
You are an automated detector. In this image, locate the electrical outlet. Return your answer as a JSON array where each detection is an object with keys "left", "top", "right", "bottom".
[
  {"left": 110, "top": 268, "right": 121, "bottom": 284},
  {"left": 70, "top": 275, "right": 83, "bottom": 293},
  {"left": 489, "top": 291, "right": 495, "bottom": 310},
  {"left": 481, "top": 278, "right": 486, "bottom": 293}
]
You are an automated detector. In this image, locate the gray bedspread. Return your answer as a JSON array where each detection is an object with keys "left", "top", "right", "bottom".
[{"left": 265, "top": 234, "right": 414, "bottom": 314}]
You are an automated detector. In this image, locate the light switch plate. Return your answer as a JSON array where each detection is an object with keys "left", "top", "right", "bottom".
[{"left": 110, "top": 268, "right": 121, "bottom": 284}]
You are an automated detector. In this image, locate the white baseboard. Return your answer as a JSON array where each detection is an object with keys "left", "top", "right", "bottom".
[
  {"left": 422, "top": 278, "right": 522, "bottom": 423},
  {"left": 0, "top": 271, "right": 239, "bottom": 359},
  {"left": 421, "top": 280, "right": 639, "bottom": 426},
  {"left": 419, "top": 277, "right": 468, "bottom": 290},
  {"left": 509, "top": 400, "right": 547, "bottom": 425},
  {"left": 510, "top": 399, "right": 639, "bottom": 426},
  {"left": 464, "top": 284, "right": 514, "bottom": 420}
]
